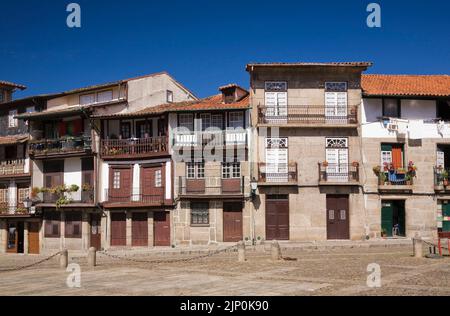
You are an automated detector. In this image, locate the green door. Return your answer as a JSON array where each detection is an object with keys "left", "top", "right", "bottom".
[
  {"left": 443, "top": 203, "right": 450, "bottom": 232},
  {"left": 381, "top": 202, "right": 394, "bottom": 237},
  {"left": 396, "top": 203, "right": 406, "bottom": 236}
]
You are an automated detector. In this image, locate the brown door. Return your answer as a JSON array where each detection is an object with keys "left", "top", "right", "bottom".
[
  {"left": 132, "top": 213, "right": 148, "bottom": 247},
  {"left": 141, "top": 165, "right": 164, "bottom": 204},
  {"left": 266, "top": 195, "right": 290, "bottom": 240},
  {"left": 90, "top": 214, "right": 102, "bottom": 251},
  {"left": 223, "top": 202, "right": 243, "bottom": 242},
  {"left": 327, "top": 195, "right": 350, "bottom": 240},
  {"left": 111, "top": 213, "right": 127, "bottom": 246},
  {"left": 28, "top": 222, "right": 40, "bottom": 254},
  {"left": 109, "top": 167, "right": 133, "bottom": 202},
  {"left": 154, "top": 211, "right": 170, "bottom": 246}
]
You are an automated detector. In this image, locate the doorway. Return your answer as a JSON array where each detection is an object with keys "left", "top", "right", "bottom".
[
  {"left": 28, "top": 222, "right": 40, "bottom": 254},
  {"left": 90, "top": 213, "right": 102, "bottom": 251},
  {"left": 381, "top": 200, "right": 406, "bottom": 237},
  {"left": 7, "top": 222, "right": 24, "bottom": 254},
  {"left": 223, "top": 202, "right": 243, "bottom": 242},
  {"left": 326, "top": 195, "right": 350, "bottom": 240},
  {"left": 154, "top": 211, "right": 170, "bottom": 246},
  {"left": 265, "top": 195, "right": 290, "bottom": 241}
]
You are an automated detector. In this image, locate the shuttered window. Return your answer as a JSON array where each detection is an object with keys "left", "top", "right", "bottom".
[
  {"left": 65, "top": 212, "right": 82, "bottom": 238},
  {"left": 44, "top": 212, "right": 61, "bottom": 238},
  {"left": 325, "top": 82, "right": 348, "bottom": 118},
  {"left": 191, "top": 202, "right": 209, "bottom": 225}
]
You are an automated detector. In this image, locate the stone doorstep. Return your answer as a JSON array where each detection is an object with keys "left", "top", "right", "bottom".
[{"left": 41, "top": 239, "right": 415, "bottom": 258}]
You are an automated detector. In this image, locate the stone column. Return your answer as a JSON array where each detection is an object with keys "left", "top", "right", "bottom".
[
  {"left": 82, "top": 212, "right": 90, "bottom": 251},
  {"left": 126, "top": 211, "right": 132, "bottom": 247},
  {"left": 0, "top": 220, "right": 7, "bottom": 254},
  {"left": 60, "top": 211, "right": 65, "bottom": 251},
  {"left": 23, "top": 222, "right": 29, "bottom": 255},
  {"left": 147, "top": 211, "right": 154, "bottom": 248}
]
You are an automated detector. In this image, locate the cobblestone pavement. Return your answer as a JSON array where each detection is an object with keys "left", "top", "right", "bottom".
[{"left": 0, "top": 245, "right": 449, "bottom": 296}]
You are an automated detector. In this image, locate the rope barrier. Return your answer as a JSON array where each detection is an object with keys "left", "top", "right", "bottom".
[{"left": 0, "top": 251, "right": 62, "bottom": 273}]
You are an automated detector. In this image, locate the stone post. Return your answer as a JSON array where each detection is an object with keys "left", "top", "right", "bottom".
[
  {"left": 88, "top": 247, "right": 96, "bottom": 267},
  {"left": 237, "top": 241, "right": 246, "bottom": 262},
  {"left": 414, "top": 236, "right": 423, "bottom": 258},
  {"left": 23, "top": 222, "right": 29, "bottom": 255},
  {"left": 0, "top": 221, "right": 7, "bottom": 254},
  {"left": 271, "top": 240, "right": 281, "bottom": 261},
  {"left": 60, "top": 249, "right": 68, "bottom": 269}
]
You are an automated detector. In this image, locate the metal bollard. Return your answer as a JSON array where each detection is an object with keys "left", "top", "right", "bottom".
[
  {"left": 60, "top": 249, "right": 68, "bottom": 269},
  {"left": 88, "top": 247, "right": 97, "bottom": 267},
  {"left": 271, "top": 240, "right": 281, "bottom": 261},
  {"left": 413, "top": 237, "right": 423, "bottom": 258},
  {"left": 237, "top": 241, "right": 246, "bottom": 262}
]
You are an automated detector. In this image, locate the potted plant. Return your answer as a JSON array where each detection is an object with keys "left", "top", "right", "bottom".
[
  {"left": 405, "top": 174, "right": 412, "bottom": 185},
  {"left": 443, "top": 170, "right": 449, "bottom": 187},
  {"left": 352, "top": 161, "right": 359, "bottom": 168},
  {"left": 381, "top": 228, "right": 387, "bottom": 238},
  {"left": 322, "top": 161, "right": 329, "bottom": 167}
]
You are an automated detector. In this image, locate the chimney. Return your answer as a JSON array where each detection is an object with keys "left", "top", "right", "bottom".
[{"left": 219, "top": 84, "right": 249, "bottom": 104}]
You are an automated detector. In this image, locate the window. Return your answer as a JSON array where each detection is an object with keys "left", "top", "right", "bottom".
[
  {"left": 222, "top": 162, "right": 241, "bottom": 179},
  {"left": 26, "top": 106, "right": 35, "bottom": 113},
  {"left": 8, "top": 110, "right": 18, "bottom": 128},
  {"left": 65, "top": 212, "right": 82, "bottom": 239},
  {"left": 212, "top": 114, "right": 224, "bottom": 129},
  {"left": 325, "top": 82, "right": 348, "bottom": 118},
  {"left": 264, "top": 82, "right": 288, "bottom": 119},
  {"left": 167, "top": 90, "right": 174, "bottom": 103},
  {"left": 97, "top": 90, "right": 113, "bottom": 103},
  {"left": 179, "top": 114, "right": 194, "bottom": 131},
  {"left": 325, "top": 82, "right": 348, "bottom": 92},
  {"left": 155, "top": 170, "right": 162, "bottom": 188},
  {"left": 120, "top": 122, "right": 131, "bottom": 139},
  {"left": 383, "top": 99, "right": 401, "bottom": 118},
  {"left": 200, "top": 113, "right": 211, "bottom": 131},
  {"left": 265, "top": 82, "right": 287, "bottom": 92},
  {"left": 113, "top": 171, "right": 121, "bottom": 189},
  {"left": 191, "top": 202, "right": 209, "bottom": 225},
  {"left": 381, "top": 144, "right": 404, "bottom": 169},
  {"left": 228, "top": 112, "right": 244, "bottom": 129},
  {"left": 186, "top": 162, "right": 205, "bottom": 179},
  {"left": 80, "top": 94, "right": 95, "bottom": 105},
  {"left": 44, "top": 212, "right": 61, "bottom": 238}
]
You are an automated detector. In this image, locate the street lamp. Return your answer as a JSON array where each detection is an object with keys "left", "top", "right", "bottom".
[
  {"left": 250, "top": 177, "right": 258, "bottom": 197},
  {"left": 23, "top": 197, "right": 34, "bottom": 214}
]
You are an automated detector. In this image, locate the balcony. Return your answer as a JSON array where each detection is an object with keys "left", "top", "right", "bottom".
[
  {"left": 29, "top": 136, "right": 92, "bottom": 159},
  {"left": 257, "top": 105, "right": 358, "bottom": 127},
  {"left": 0, "top": 159, "right": 29, "bottom": 177},
  {"left": 258, "top": 163, "right": 298, "bottom": 185},
  {"left": 178, "top": 177, "right": 245, "bottom": 197},
  {"left": 37, "top": 188, "right": 95, "bottom": 205},
  {"left": 100, "top": 137, "right": 168, "bottom": 159},
  {"left": 173, "top": 130, "right": 247, "bottom": 147},
  {"left": 0, "top": 199, "right": 30, "bottom": 216},
  {"left": 377, "top": 169, "right": 414, "bottom": 193},
  {"left": 103, "top": 188, "right": 165, "bottom": 207},
  {"left": 318, "top": 163, "right": 360, "bottom": 185},
  {"left": 434, "top": 167, "right": 450, "bottom": 192}
]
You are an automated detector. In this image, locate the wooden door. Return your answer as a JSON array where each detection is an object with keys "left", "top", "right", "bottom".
[
  {"left": 266, "top": 196, "right": 290, "bottom": 240},
  {"left": 154, "top": 212, "right": 170, "bottom": 246},
  {"left": 132, "top": 213, "right": 148, "bottom": 247},
  {"left": 90, "top": 214, "right": 102, "bottom": 251},
  {"left": 327, "top": 195, "right": 350, "bottom": 240},
  {"left": 141, "top": 165, "right": 164, "bottom": 203},
  {"left": 109, "top": 167, "right": 133, "bottom": 202},
  {"left": 223, "top": 202, "right": 243, "bottom": 242},
  {"left": 110, "top": 213, "right": 126, "bottom": 246},
  {"left": 28, "top": 222, "right": 40, "bottom": 254}
]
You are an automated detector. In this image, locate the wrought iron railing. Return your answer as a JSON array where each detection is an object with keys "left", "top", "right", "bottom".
[
  {"left": 257, "top": 105, "right": 358, "bottom": 125},
  {"left": 318, "top": 163, "right": 359, "bottom": 183},
  {"left": 173, "top": 130, "right": 247, "bottom": 147},
  {"left": 29, "top": 136, "right": 92, "bottom": 156},
  {"left": 258, "top": 163, "right": 298, "bottom": 183},
  {"left": 378, "top": 169, "right": 414, "bottom": 186},
  {"left": 104, "top": 188, "right": 164, "bottom": 205},
  {"left": 178, "top": 176, "right": 245, "bottom": 195},
  {"left": 100, "top": 137, "right": 168, "bottom": 158}
]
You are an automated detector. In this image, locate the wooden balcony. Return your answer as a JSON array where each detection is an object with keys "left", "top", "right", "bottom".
[
  {"left": 178, "top": 177, "right": 245, "bottom": 197},
  {"left": 100, "top": 137, "right": 168, "bottom": 159},
  {"left": 0, "top": 159, "right": 28, "bottom": 177},
  {"left": 173, "top": 131, "right": 247, "bottom": 147},
  {"left": 29, "top": 136, "right": 92, "bottom": 159},
  {"left": 318, "top": 163, "right": 360, "bottom": 185},
  {"left": 103, "top": 188, "right": 165, "bottom": 207},
  {"left": 258, "top": 163, "right": 298, "bottom": 185},
  {"left": 257, "top": 105, "right": 358, "bottom": 127}
]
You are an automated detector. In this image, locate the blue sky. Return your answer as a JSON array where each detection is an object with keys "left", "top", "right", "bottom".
[{"left": 1, "top": 0, "right": 449, "bottom": 99}]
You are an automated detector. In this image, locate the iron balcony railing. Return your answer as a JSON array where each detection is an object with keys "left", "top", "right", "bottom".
[
  {"left": 434, "top": 166, "right": 450, "bottom": 189},
  {"left": 257, "top": 105, "right": 358, "bottom": 125},
  {"left": 100, "top": 136, "right": 168, "bottom": 158},
  {"left": 104, "top": 188, "right": 165, "bottom": 205},
  {"left": 178, "top": 176, "right": 245, "bottom": 195},
  {"left": 29, "top": 136, "right": 92, "bottom": 157},
  {"left": 38, "top": 189, "right": 95, "bottom": 204},
  {"left": 258, "top": 163, "right": 298, "bottom": 184},
  {"left": 0, "top": 159, "right": 27, "bottom": 176},
  {"left": 318, "top": 163, "right": 360, "bottom": 184},
  {"left": 173, "top": 130, "right": 247, "bottom": 147},
  {"left": 378, "top": 169, "right": 414, "bottom": 186}
]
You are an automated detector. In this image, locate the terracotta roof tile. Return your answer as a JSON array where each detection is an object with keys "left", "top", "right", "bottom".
[
  {"left": 0, "top": 135, "right": 28, "bottom": 145},
  {"left": 0, "top": 81, "right": 26, "bottom": 90},
  {"left": 362, "top": 74, "right": 450, "bottom": 97}
]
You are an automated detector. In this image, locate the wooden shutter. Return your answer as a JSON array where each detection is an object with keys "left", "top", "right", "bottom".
[{"left": 392, "top": 145, "right": 403, "bottom": 169}]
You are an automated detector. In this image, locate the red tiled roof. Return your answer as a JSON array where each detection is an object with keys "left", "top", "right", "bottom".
[
  {"left": 94, "top": 94, "right": 250, "bottom": 119},
  {"left": 362, "top": 74, "right": 450, "bottom": 97},
  {"left": 0, "top": 135, "right": 28, "bottom": 145},
  {"left": 0, "top": 81, "right": 26, "bottom": 90}
]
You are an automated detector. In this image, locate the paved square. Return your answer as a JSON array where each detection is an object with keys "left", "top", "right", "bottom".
[{"left": 0, "top": 245, "right": 449, "bottom": 296}]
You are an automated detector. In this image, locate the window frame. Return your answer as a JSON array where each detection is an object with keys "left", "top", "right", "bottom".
[
  {"left": 120, "top": 122, "right": 132, "bottom": 139},
  {"left": 167, "top": 90, "right": 174, "bottom": 103},
  {"left": 228, "top": 111, "right": 244, "bottom": 129},
  {"left": 382, "top": 98, "right": 401, "bottom": 118},
  {"left": 64, "top": 212, "right": 82, "bottom": 239},
  {"left": 222, "top": 162, "right": 241, "bottom": 179},
  {"left": 190, "top": 202, "right": 210, "bottom": 226},
  {"left": 79, "top": 93, "right": 96, "bottom": 106},
  {"left": 44, "top": 212, "right": 61, "bottom": 238},
  {"left": 186, "top": 162, "right": 205, "bottom": 179},
  {"left": 8, "top": 110, "right": 18, "bottom": 128},
  {"left": 178, "top": 113, "right": 194, "bottom": 131},
  {"left": 97, "top": 90, "right": 114, "bottom": 103}
]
